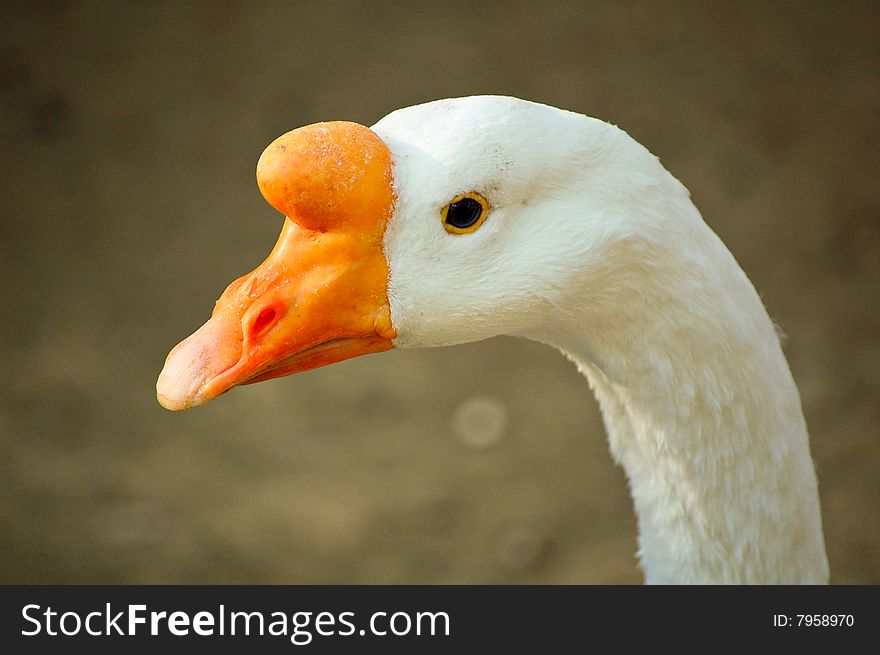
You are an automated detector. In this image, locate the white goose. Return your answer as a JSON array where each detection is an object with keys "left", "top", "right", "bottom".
[{"left": 157, "top": 96, "right": 829, "bottom": 584}]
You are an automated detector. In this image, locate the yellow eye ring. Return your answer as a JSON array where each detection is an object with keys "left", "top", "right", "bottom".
[{"left": 441, "top": 191, "right": 490, "bottom": 234}]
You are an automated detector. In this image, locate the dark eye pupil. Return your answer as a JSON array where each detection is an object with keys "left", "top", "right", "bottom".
[{"left": 446, "top": 198, "right": 483, "bottom": 229}]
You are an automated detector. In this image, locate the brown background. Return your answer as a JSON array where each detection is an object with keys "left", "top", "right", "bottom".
[{"left": 1, "top": 1, "right": 878, "bottom": 583}]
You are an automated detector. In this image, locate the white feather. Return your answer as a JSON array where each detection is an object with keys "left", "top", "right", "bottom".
[{"left": 372, "top": 96, "right": 828, "bottom": 584}]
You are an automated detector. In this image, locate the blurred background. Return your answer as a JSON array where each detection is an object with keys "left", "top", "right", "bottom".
[{"left": 1, "top": 0, "right": 878, "bottom": 583}]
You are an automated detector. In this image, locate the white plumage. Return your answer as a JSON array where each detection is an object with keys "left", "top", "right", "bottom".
[{"left": 373, "top": 96, "right": 828, "bottom": 583}]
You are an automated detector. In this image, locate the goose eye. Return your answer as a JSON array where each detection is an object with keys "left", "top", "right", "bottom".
[{"left": 442, "top": 192, "right": 489, "bottom": 234}]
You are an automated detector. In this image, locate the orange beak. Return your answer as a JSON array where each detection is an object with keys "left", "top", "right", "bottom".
[{"left": 156, "top": 122, "right": 396, "bottom": 411}]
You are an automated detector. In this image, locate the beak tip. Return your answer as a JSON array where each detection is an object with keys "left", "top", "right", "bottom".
[
  {"left": 156, "top": 380, "right": 198, "bottom": 411},
  {"left": 156, "top": 364, "right": 213, "bottom": 411},
  {"left": 157, "top": 390, "right": 185, "bottom": 411},
  {"left": 156, "top": 318, "right": 241, "bottom": 412},
  {"left": 156, "top": 362, "right": 204, "bottom": 412}
]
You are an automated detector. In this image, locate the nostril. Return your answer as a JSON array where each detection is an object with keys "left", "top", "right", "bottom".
[{"left": 251, "top": 307, "right": 277, "bottom": 336}]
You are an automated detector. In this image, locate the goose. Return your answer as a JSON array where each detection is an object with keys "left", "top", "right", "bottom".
[{"left": 156, "top": 95, "right": 829, "bottom": 584}]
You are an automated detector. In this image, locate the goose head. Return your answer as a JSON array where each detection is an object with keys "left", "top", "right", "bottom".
[
  {"left": 156, "top": 97, "right": 831, "bottom": 584},
  {"left": 157, "top": 96, "right": 679, "bottom": 409}
]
